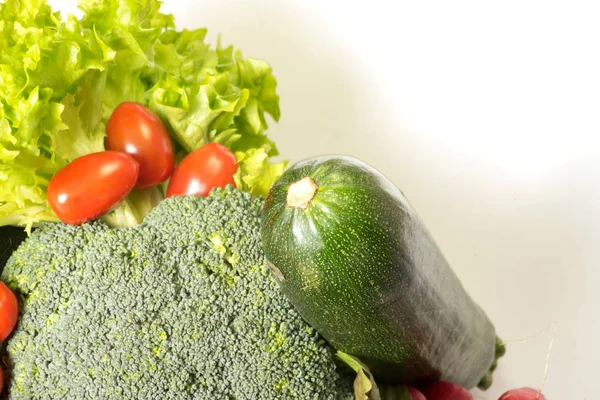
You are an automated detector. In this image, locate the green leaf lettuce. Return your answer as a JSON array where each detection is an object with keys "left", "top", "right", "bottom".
[{"left": 0, "top": 0, "right": 283, "bottom": 231}]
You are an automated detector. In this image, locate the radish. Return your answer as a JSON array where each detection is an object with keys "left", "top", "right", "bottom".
[
  {"left": 378, "top": 384, "right": 427, "bottom": 399},
  {"left": 404, "top": 385, "right": 427, "bottom": 400},
  {"left": 499, "top": 387, "right": 547, "bottom": 400},
  {"left": 420, "top": 381, "right": 473, "bottom": 400}
]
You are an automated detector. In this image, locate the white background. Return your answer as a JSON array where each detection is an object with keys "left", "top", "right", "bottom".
[{"left": 51, "top": 1, "right": 600, "bottom": 398}]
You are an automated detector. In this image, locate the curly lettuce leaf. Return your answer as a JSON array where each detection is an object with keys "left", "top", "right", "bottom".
[
  {"left": 0, "top": 0, "right": 283, "bottom": 230},
  {"left": 234, "top": 148, "right": 287, "bottom": 198},
  {"left": 336, "top": 351, "right": 382, "bottom": 400},
  {"left": 146, "top": 34, "right": 281, "bottom": 155},
  {"left": 0, "top": 1, "right": 115, "bottom": 230},
  {"left": 336, "top": 351, "right": 416, "bottom": 400}
]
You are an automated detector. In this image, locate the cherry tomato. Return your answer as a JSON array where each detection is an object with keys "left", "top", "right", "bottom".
[
  {"left": 0, "top": 282, "right": 18, "bottom": 342},
  {"left": 166, "top": 143, "right": 238, "bottom": 198},
  {"left": 106, "top": 102, "right": 174, "bottom": 189},
  {"left": 47, "top": 151, "right": 139, "bottom": 225}
]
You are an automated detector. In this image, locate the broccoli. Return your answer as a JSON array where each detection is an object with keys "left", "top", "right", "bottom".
[{"left": 1, "top": 187, "right": 354, "bottom": 400}]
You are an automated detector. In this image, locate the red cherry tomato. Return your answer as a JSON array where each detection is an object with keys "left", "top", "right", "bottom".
[
  {"left": 166, "top": 143, "right": 238, "bottom": 198},
  {"left": 0, "top": 367, "right": 4, "bottom": 394},
  {"left": 499, "top": 387, "right": 546, "bottom": 400},
  {"left": 47, "top": 151, "right": 139, "bottom": 225},
  {"left": 106, "top": 102, "right": 174, "bottom": 189},
  {"left": 0, "top": 282, "right": 18, "bottom": 342}
]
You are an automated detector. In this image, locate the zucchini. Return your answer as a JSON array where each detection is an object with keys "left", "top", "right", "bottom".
[{"left": 261, "top": 155, "right": 501, "bottom": 389}]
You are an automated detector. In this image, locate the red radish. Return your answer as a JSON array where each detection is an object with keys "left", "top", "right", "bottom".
[
  {"left": 499, "top": 387, "right": 546, "bottom": 400},
  {"left": 379, "top": 384, "right": 426, "bottom": 399},
  {"left": 421, "top": 381, "right": 473, "bottom": 400},
  {"left": 404, "top": 385, "right": 426, "bottom": 400}
]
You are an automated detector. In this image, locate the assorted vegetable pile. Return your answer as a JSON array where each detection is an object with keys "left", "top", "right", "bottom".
[
  {"left": 0, "top": 0, "right": 548, "bottom": 399},
  {"left": 0, "top": 0, "right": 285, "bottom": 232}
]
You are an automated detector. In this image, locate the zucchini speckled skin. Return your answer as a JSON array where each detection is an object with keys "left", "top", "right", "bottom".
[{"left": 261, "top": 155, "right": 498, "bottom": 389}]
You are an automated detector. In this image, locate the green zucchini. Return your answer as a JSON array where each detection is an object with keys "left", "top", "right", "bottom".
[{"left": 261, "top": 155, "right": 501, "bottom": 389}]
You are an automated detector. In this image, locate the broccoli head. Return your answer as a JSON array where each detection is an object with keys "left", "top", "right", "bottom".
[{"left": 1, "top": 186, "right": 354, "bottom": 399}]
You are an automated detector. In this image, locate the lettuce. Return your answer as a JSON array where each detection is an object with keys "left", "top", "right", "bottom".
[
  {"left": 336, "top": 352, "right": 416, "bottom": 400},
  {"left": 0, "top": 0, "right": 284, "bottom": 231}
]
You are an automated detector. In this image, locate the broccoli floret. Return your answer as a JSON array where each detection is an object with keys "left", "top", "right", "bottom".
[{"left": 1, "top": 186, "right": 354, "bottom": 400}]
